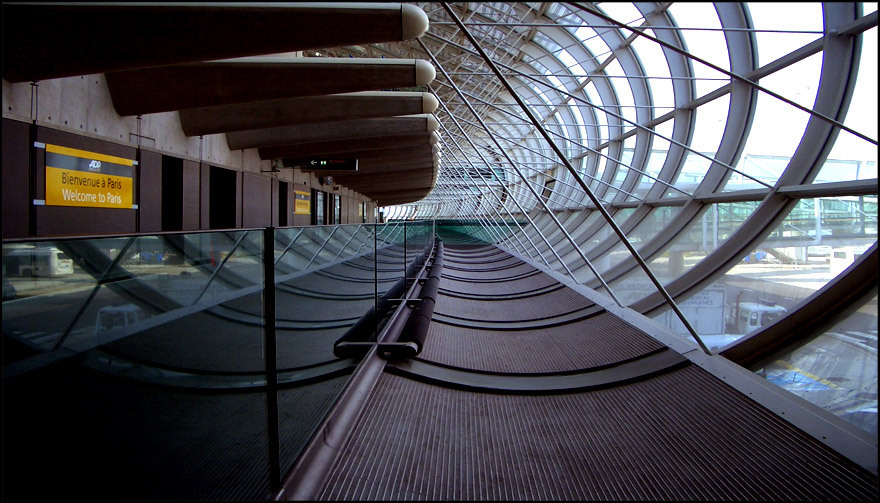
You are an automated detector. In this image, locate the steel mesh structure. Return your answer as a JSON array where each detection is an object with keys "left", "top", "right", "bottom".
[
  {"left": 333, "top": 1, "right": 878, "bottom": 441},
  {"left": 369, "top": 2, "right": 875, "bottom": 303}
]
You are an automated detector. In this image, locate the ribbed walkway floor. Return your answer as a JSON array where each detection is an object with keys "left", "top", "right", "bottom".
[{"left": 314, "top": 243, "right": 879, "bottom": 501}]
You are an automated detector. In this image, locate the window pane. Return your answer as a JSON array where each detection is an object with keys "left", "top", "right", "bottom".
[
  {"left": 752, "top": 292, "right": 878, "bottom": 436},
  {"left": 634, "top": 197, "right": 875, "bottom": 349}
]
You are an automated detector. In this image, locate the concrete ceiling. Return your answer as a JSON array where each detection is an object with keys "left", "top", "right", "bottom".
[{"left": 2, "top": 2, "right": 440, "bottom": 206}]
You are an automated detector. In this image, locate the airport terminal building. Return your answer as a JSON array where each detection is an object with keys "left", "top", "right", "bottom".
[{"left": 2, "top": 2, "right": 878, "bottom": 500}]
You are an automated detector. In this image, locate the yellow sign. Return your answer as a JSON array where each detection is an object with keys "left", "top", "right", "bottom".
[
  {"left": 294, "top": 190, "right": 310, "bottom": 215},
  {"left": 44, "top": 144, "right": 135, "bottom": 209}
]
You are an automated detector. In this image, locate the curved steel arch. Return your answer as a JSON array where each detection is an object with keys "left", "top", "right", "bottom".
[{"left": 365, "top": 3, "right": 875, "bottom": 361}]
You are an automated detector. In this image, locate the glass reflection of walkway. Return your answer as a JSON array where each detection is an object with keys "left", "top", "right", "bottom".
[{"left": 1, "top": 221, "right": 436, "bottom": 500}]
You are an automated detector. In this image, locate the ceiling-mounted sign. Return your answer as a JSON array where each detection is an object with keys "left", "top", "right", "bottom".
[
  {"left": 43, "top": 143, "right": 135, "bottom": 209},
  {"left": 283, "top": 158, "right": 358, "bottom": 171}
]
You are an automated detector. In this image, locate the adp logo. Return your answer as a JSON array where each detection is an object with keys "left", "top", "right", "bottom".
[{"left": 88, "top": 160, "right": 102, "bottom": 172}]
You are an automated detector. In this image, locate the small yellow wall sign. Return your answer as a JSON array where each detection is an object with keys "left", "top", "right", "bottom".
[{"left": 294, "top": 190, "right": 311, "bottom": 215}]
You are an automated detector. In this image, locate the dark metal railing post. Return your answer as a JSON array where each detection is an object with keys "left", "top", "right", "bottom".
[
  {"left": 262, "top": 226, "right": 281, "bottom": 490},
  {"left": 373, "top": 217, "right": 379, "bottom": 340},
  {"left": 403, "top": 221, "right": 408, "bottom": 290}
]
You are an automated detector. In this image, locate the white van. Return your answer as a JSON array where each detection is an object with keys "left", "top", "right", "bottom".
[
  {"left": 829, "top": 245, "right": 870, "bottom": 276},
  {"left": 4, "top": 247, "right": 74, "bottom": 277},
  {"left": 95, "top": 304, "right": 147, "bottom": 333},
  {"left": 729, "top": 301, "right": 787, "bottom": 334}
]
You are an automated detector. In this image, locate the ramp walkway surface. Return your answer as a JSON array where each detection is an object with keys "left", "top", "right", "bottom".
[{"left": 312, "top": 243, "right": 878, "bottom": 501}]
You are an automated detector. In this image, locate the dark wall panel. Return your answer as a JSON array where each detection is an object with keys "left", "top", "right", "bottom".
[
  {"left": 2, "top": 118, "right": 31, "bottom": 238},
  {"left": 236, "top": 172, "right": 243, "bottom": 228},
  {"left": 347, "top": 196, "right": 357, "bottom": 225},
  {"left": 200, "top": 164, "right": 210, "bottom": 229},
  {"left": 34, "top": 126, "right": 138, "bottom": 237},
  {"left": 182, "top": 159, "right": 200, "bottom": 231},
  {"left": 209, "top": 166, "right": 237, "bottom": 229},
  {"left": 272, "top": 180, "right": 279, "bottom": 227},
  {"left": 277, "top": 181, "right": 290, "bottom": 227},
  {"left": 242, "top": 173, "right": 271, "bottom": 228},
  {"left": 36, "top": 206, "right": 136, "bottom": 236},
  {"left": 138, "top": 149, "right": 162, "bottom": 233},
  {"left": 161, "top": 155, "right": 183, "bottom": 231},
  {"left": 293, "top": 214, "right": 310, "bottom": 227}
]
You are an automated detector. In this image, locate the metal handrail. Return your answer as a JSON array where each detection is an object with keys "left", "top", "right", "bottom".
[{"left": 1, "top": 225, "right": 267, "bottom": 244}]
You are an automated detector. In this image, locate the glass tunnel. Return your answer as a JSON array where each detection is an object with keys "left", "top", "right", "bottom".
[
  {"left": 1, "top": 2, "right": 877, "bottom": 501},
  {"left": 377, "top": 2, "right": 877, "bottom": 437}
]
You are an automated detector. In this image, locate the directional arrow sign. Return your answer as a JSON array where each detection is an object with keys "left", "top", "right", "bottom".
[{"left": 283, "top": 158, "right": 358, "bottom": 171}]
